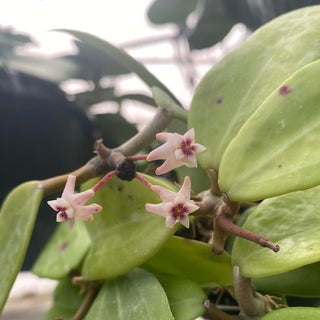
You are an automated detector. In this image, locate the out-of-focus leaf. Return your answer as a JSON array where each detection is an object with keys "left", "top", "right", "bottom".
[
  {"left": 148, "top": 0, "right": 199, "bottom": 25},
  {"left": 32, "top": 221, "right": 91, "bottom": 279},
  {"left": 260, "top": 307, "right": 320, "bottom": 320},
  {"left": 254, "top": 261, "right": 320, "bottom": 297},
  {"left": 84, "top": 269, "right": 173, "bottom": 320},
  {"left": 56, "top": 29, "right": 182, "bottom": 106},
  {"left": 144, "top": 236, "right": 233, "bottom": 287},
  {"left": 189, "top": 6, "right": 320, "bottom": 171},
  {"left": 0, "top": 181, "right": 43, "bottom": 313},
  {"left": 81, "top": 174, "right": 177, "bottom": 280},
  {"left": 232, "top": 184, "right": 320, "bottom": 278},
  {"left": 45, "top": 278, "right": 84, "bottom": 320},
  {"left": 155, "top": 273, "right": 207, "bottom": 320},
  {"left": 219, "top": 60, "right": 320, "bottom": 201}
]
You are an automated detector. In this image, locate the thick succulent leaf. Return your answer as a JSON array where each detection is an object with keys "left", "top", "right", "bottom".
[
  {"left": 0, "top": 181, "right": 43, "bottom": 312},
  {"left": 232, "top": 184, "right": 320, "bottom": 278},
  {"left": 254, "top": 261, "right": 320, "bottom": 297},
  {"left": 32, "top": 221, "right": 91, "bottom": 279},
  {"left": 81, "top": 174, "right": 177, "bottom": 280},
  {"left": 155, "top": 273, "right": 207, "bottom": 320},
  {"left": 45, "top": 278, "right": 84, "bottom": 320},
  {"left": 84, "top": 268, "right": 173, "bottom": 320},
  {"left": 56, "top": 29, "right": 181, "bottom": 106},
  {"left": 219, "top": 60, "right": 320, "bottom": 201},
  {"left": 260, "top": 307, "right": 320, "bottom": 320},
  {"left": 189, "top": 6, "right": 320, "bottom": 170},
  {"left": 144, "top": 236, "right": 233, "bottom": 287}
]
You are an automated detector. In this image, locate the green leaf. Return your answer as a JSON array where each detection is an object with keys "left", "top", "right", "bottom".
[
  {"left": 81, "top": 174, "right": 177, "bottom": 280},
  {"left": 232, "top": 184, "right": 320, "bottom": 278},
  {"left": 254, "top": 261, "right": 320, "bottom": 297},
  {"left": 56, "top": 29, "right": 182, "bottom": 106},
  {"left": 189, "top": 6, "right": 320, "bottom": 170},
  {"left": 219, "top": 60, "right": 320, "bottom": 201},
  {"left": 0, "top": 181, "right": 43, "bottom": 312},
  {"left": 147, "top": 0, "right": 198, "bottom": 25},
  {"left": 155, "top": 273, "right": 207, "bottom": 320},
  {"left": 32, "top": 221, "right": 91, "bottom": 279},
  {"left": 144, "top": 236, "right": 233, "bottom": 287},
  {"left": 84, "top": 268, "right": 174, "bottom": 320},
  {"left": 260, "top": 307, "right": 320, "bottom": 320},
  {"left": 45, "top": 278, "right": 84, "bottom": 320}
]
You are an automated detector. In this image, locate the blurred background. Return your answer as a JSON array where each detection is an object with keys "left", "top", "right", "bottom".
[{"left": 0, "top": 0, "right": 318, "bottom": 269}]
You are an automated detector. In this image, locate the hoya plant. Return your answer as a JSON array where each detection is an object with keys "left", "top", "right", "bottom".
[{"left": 2, "top": 5, "right": 320, "bottom": 320}]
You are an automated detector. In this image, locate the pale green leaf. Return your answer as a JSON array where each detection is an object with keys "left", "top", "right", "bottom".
[
  {"left": 189, "top": 6, "right": 320, "bottom": 170},
  {"left": 144, "top": 236, "right": 233, "bottom": 287},
  {"left": 32, "top": 221, "right": 91, "bottom": 279},
  {"left": 155, "top": 273, "right": 207, "bottom": 320},
  {"left": 0, "top": 181, "right": 43, "bottom": 313},
  {"left": 219, "top": 60, "right": 320, "bottom": 201},
  {"left": 254, "top": 261, "right": 320, "bottom": 297},
  {"left": 232, "top": 184, "right": 320, "bottom": 278},
  {"left": 84, "top": 269, "right": 173, "bottom": 320},
  {"left": 260, "top": 307, "right": 320, "bottom": 320},
  {"left": 81, "top": 174, "right": 176, "bottom": 280}
]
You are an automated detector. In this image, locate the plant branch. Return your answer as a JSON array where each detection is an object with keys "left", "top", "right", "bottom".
[
  {"left": 216, "top": 215, "right": 280, "bottom": 253},
  {"left": 40, "top": 107, "right": 173, "bottom": 196},
  {"left": 204, "top": 302, "right": 243, "bottom": 320}
]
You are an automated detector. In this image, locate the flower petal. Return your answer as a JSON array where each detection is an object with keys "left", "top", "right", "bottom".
[
  {"left": 193, "top": 143, "right": 206, "bottom": 153},
  {"left": 155, "top": 157, "right": 183, "bottom": 175},
  {"left": 183, "top": 128, "right": 195, "bottom": 140},
  {"left": 165, "top": 215, "right": 178, "bottom": 228},
  {"left": 151, "top": 185, "right": 177, "bottom": 202},
  {"left": 179, "top": 215, "right": 190, "bottom": 228},
  {"left": 72, "top": 189, "right": 95, "bottom": 206},
  {"left": 145, "top": 203, "right": 169, "bottom": 217},
  {"left": 179, "top": 176, "right": 192, "bottom": 200},
  {"left": 62, "top": 175, "right": 76, "bottom": 199},
  {"left": 75, "top": 204, "right": 102, "bottom": 221}
]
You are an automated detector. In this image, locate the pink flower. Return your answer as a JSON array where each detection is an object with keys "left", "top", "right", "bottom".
[
  {"left": 147, "top": 128, "right": 206, "bottom": 175},
  {"left": 145, "top": 176, "right": 199, "bottom": 228},
  {"left": 47, "top": 175, "right": 102, "bottom": 229}
]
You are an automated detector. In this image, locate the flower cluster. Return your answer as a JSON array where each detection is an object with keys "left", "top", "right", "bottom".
[
  {"left": 147, "top": 128, "right": 206, "bottom": 175},
  {"left": 47, "top": 175, "right": 102, "bottom": 229},
  {"left": 48, "top": 128, "right": 205, "bottom": 229}
]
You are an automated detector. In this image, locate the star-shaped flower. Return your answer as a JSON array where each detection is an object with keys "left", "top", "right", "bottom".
[
  {"left": 145, "top": 176, "right": 199, "bottom": 228},
  {"left": 47, "top": 175, "right": 102, "bottom": 229},
  {"left": 147, "top": 128, "right": 206, "bottom": 175}
]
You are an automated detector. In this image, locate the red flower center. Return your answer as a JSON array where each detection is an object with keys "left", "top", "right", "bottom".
[
  {"left": 170, "top": 202, "right": 188, "bottom": 220},
  {"left": 179, "top": 138, "right": 196, "bottom": 157}
]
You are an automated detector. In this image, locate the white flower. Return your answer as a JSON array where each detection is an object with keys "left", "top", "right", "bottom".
[
  {"left": 47, "top": 175, "right": 102, "bottom": 229},
  {"left": 145, "top": 176, "right": 199, "bottom": 228},
  {"left": 147, "top": 128, "right": 206, "bottom": 175}
]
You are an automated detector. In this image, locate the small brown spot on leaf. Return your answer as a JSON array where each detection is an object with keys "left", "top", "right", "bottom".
[
  {"left": 59, "top": 242, "right": 68, "bottom": 252},
  {"left": 216, "top": 99, "right": 222, "bottom": 104},
  {"left": 278, "top": 164, "right": 282, "bottom": 168},
  {"left": 279, "top": 85, "right": 291, "bottom": 96},
  {"left": 117, "top": 183, "right": 123, "bottom": 191}
]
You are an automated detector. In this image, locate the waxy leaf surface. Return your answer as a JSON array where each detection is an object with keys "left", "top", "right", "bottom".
[
  {"left": 81, "top": 175, "right": 176, "bottom": 280},
  {"left": 144, "top": 236, "right": 233, "bottom": 287},
  {"left": 155, "top": 273, "right": 207, "bottom": 320},
  {"left": 254, "top": 261, "right": 320, "bottom": 297},
  {"left": 189, "top": 6, "right": 320, "bottom": 170},
  {"left": 260, "top": 307, "right": 320, "bottom": 320},
  {"left": 232, "top": 184, "right": 320, "bottom": 278},
  {"left": 85, "top": 268, "right": 173, "bottom": 320},
  {"left": 0, "top": 181, "right": 43, "bottom": 312},
  {"left": 32, "top": 221, "right": 91, "bottom": 279},
  {"left": 219, "top": 60, "right": 320, "bottom": 201}
]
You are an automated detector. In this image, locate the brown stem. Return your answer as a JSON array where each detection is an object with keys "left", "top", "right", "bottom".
[
  {"left": 204, "top": 302, "right": 243, "bottom": 320},
  {"left": 116, "top": 107, "right": 172, "bottom": 156},
  {"left": 216, "top": 215, "right": 280, "bottom": 253},
  {"left": 207, "top": 169, "right": 221, "bottom": 196},
  {"left": 72, "top": 283, "right": 100, "bottom": 320},
  {"left": 39, "top": 107, "right": 173, "bottom": 196}
]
